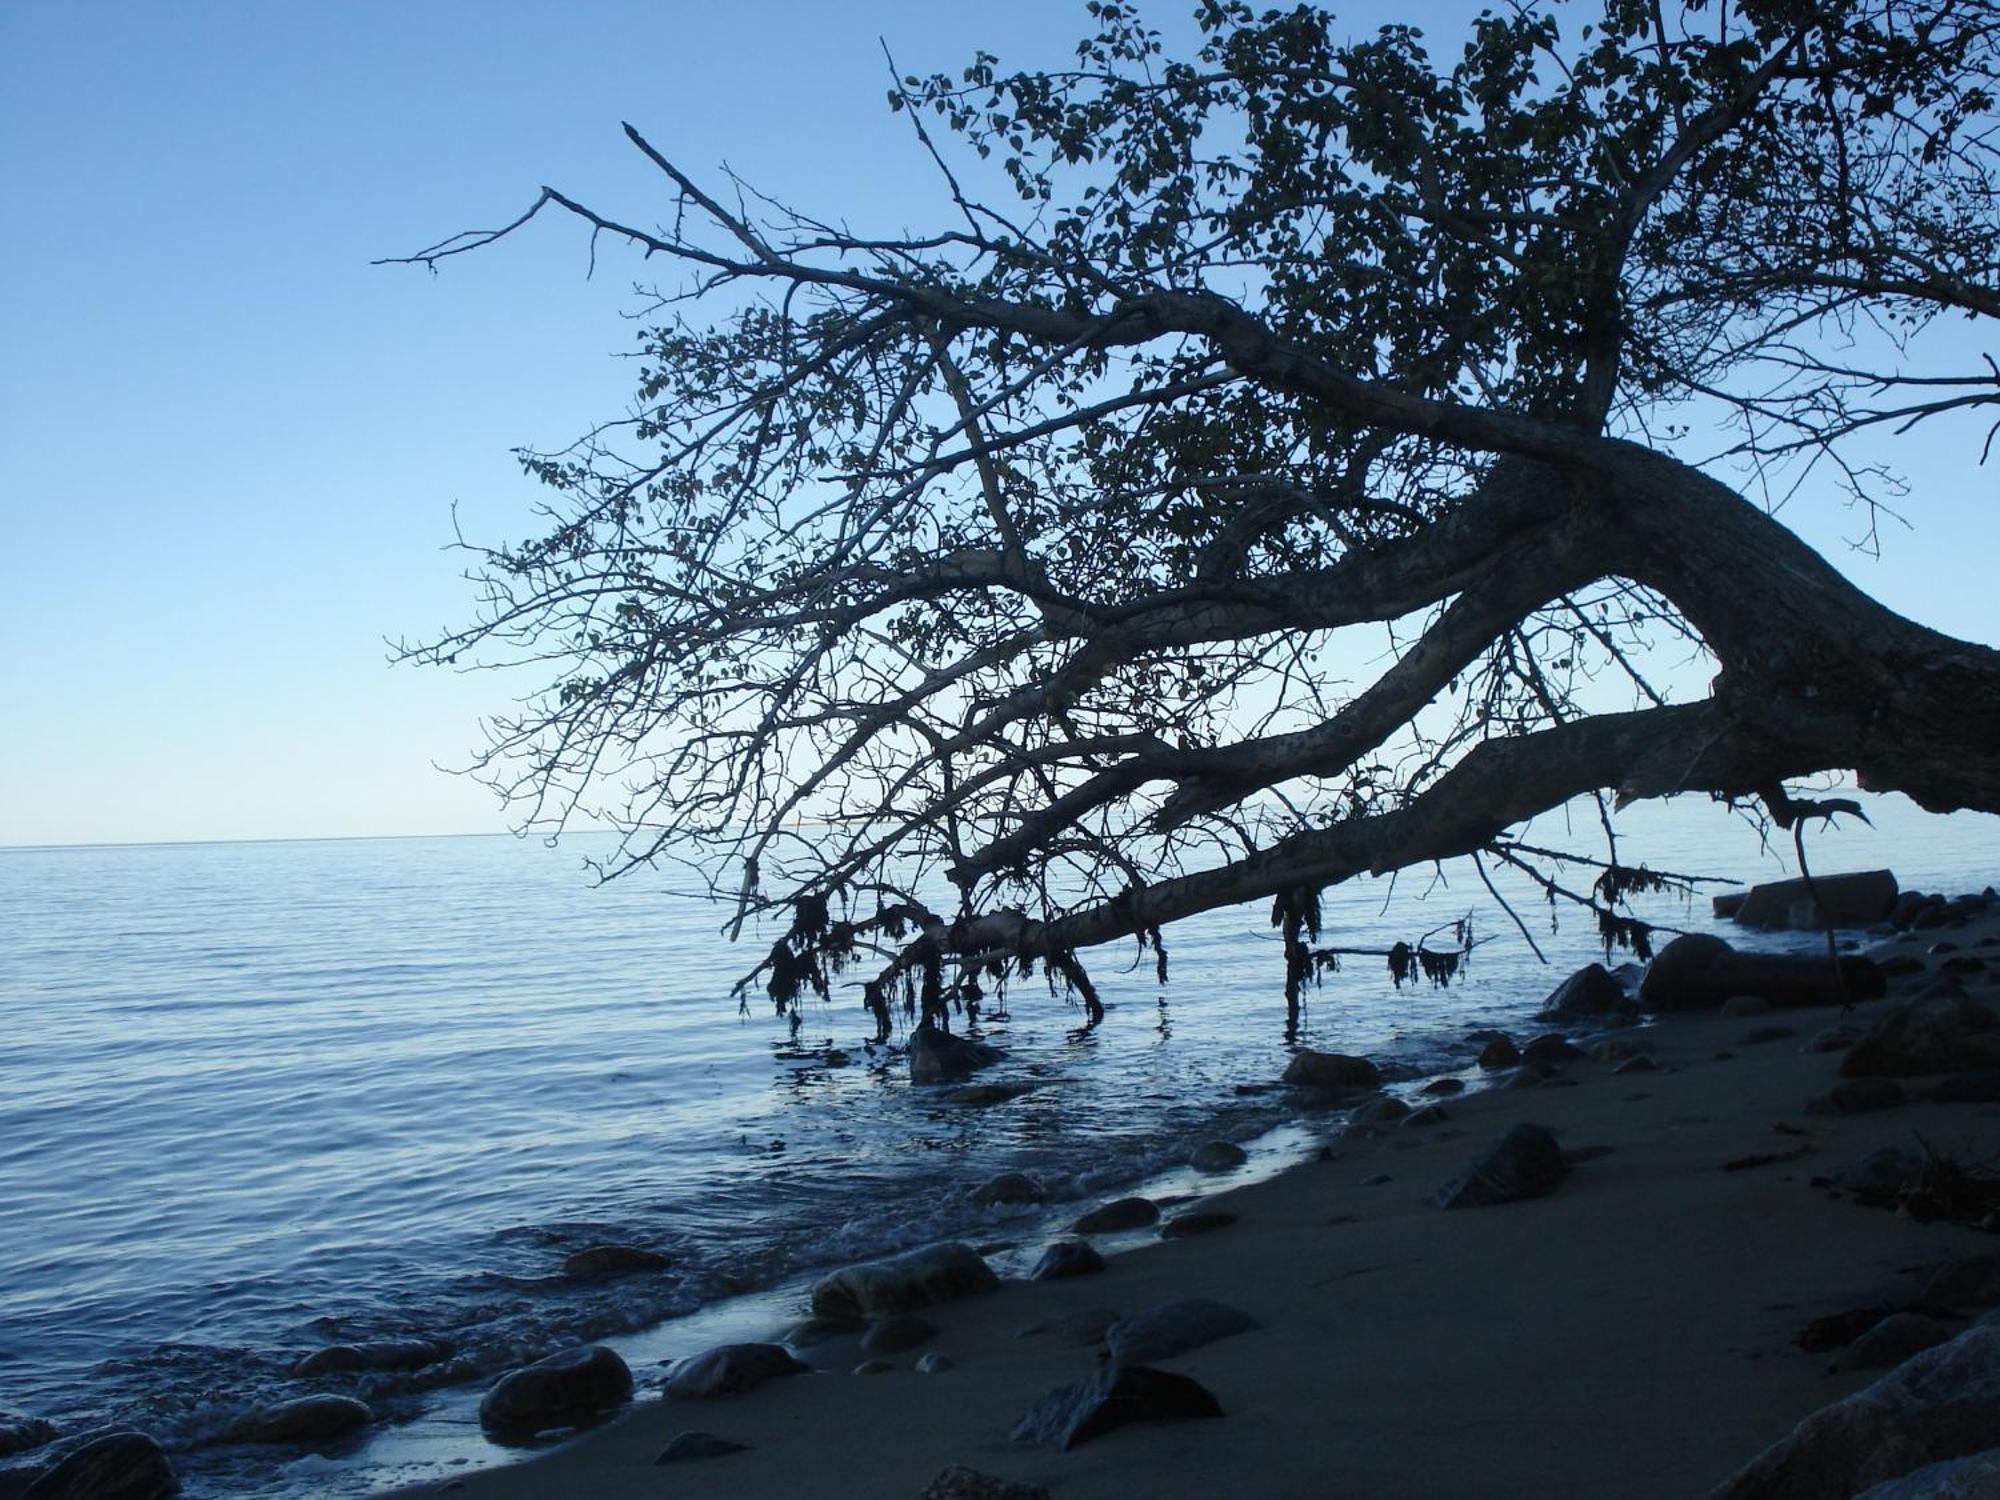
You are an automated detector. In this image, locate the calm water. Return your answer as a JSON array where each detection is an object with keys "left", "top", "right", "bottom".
[{"left": 1, "top": 795, "right": 1993, "bottom": 1494}]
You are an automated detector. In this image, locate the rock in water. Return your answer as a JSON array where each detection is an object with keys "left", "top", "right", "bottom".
[
  {"left": 1641, "top": 933, "right": 1884, "bottom": 1011},
  {"left": 654, "top": 1431, "right": 749, "bottom": 1463},
  {"left": 478, "top": 1345, "right": 633, "bottom": 1435},
  {"left": 1477, "top": 1035, "right": 1520, "bottom": 1069},
  {"left": 291, "top": 1339, "right": 447, "bottom": 1376},
  {"left": 1711, "top": 1326, "right": 2000, "bottom": 1498},
  {"left": 1538, "top": 963, "right": 1630, "bottom": 1020},
  {"left": 1431, "top": 1124, "right": 1568, "bottom": 1210},
  {"left": 665, "top": 1343, "right": 808, "bottom": 1399},
  {"left": 1190, "top": 1140, "right": 1247, "bottom": 1172},
  {"left": 920, "top": 1467, "right": 1054, "bottom": 1499},
  {"left": 1522, "top": 1033, "right": 1584, "bottom": 1064},
  {"left": 1011, "top": 1365, "right": 1222, "bottom": 1450},
  {"left": 0, "top": 1415, "right": 56, "bottom": 1459},
  {"left": 1105, "top": 1298, "right": 1259, "bottom": 1363},
  {"left": 223, "top": 1395, "right": 372, "bottom": 1444},
  {"left": 562, "top": 1244, "right": 670, "bottom": 1277},
  {"left": 1841, "top": 987, "right": 2000, "bottom": 1078},
  {"left": 1733, "top": 870, "right": 1899, "bottom": 930},
  {"left": 971, "top": 1172, "right": 1046, "bottom": 1207},
  {"left": 809, "top": 1242, "right": 999, "bottom": 1320},
  {"left": 1071, "top": 1197, "right": 1159, "bottom": 1234},
  {"left": 1281, "top": 1050, "right": 1381, "bottom": 1090},
  {"left": 907, "top": 1023, "right": 1000, "bottom": 1084},
  {"left": 1030, "top": 1240, "right": 1106, "bottom": 1281},
  {"left": 20, "top": 1432, "right": 176, "bottom": 1500}
]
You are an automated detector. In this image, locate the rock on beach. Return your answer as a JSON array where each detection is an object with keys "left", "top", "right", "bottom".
[
  {"left": 665, "top": 1343, "right": 807, "bottom": 1400},
  {"left": 18, "top": 1431, "right": 177, "bottom": 1500},
  {"left": 478, "top": 1344, "right": 633, "bottom": 1435},
  {"left": 809, "top": 1242, "right": 999, "bottom": 1320},
  {"left": 1009, "top": 1365, "right": 1223, "bottom": 1450},
  {"left": 223, "top": 1394, "right": 372, "bottom": 1444},
  {"left": 1431, "top": 1123, "right": 1568, "bottom": 1209}
]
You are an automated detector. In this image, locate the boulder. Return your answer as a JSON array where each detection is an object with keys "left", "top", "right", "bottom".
[
  {"left": 18, "top": 1432, "right": 176, "bottom": 1500},
  {"left": 1071, "top": 1198, "right": 1159, "bottom": 1234},
  {"left": 1713, "top": 891, "right": 1750, "bottom": 919},
  {"left": 1614, "top": 1054, "right": 1660, "bottom": 1075},
  {"left": 920, "top": 1466, "right": 1053, "bottom": 1499},
  {"left": 1431, "top": 1124, "right": 1568, "bottom": 1210},
  {"left": 654, "top": 1431, "right": 749, "bottom": 1463},
  {"left": 1588, "top": 1034, "right": 1651, "bottom": 1061},
  {"left": 781, "top": 1315, "right": 862, "bottom": 1349},
  {"left": 562, "top": 1244, "right": 671, "bottom": 1277},
  {"left": 1734, "top": 870, "right": 1899, "bottom": 931},
  {"left": 479, "top": 1345, "right": 633, "bottom": 1434},
  {"left": 1837, "top": 1314, "right": 1961, "bottom": 1372},
  {"left": 1281, "top": 1050, "right": 1381, "bottom": 1090},
  {"left": 1854, "top": 1449, "right": 2000, "bottom": 1498},
  {"left": 1104, "top": 1298, "right": 1259, "bottom": 1363},
  {"left": 859, "top": 1316, "right": 938, "bottom": 1356},
  {"left": 1538, "top": 963, "right": 1630, "bottom": 1020},
  {"left": 292, "top": 1339, "right": 447, "bottom": 1376},
  {"left": 0, "top": 1417, "right": 55, "bottom": 1460},
  {"left": 1404, "top": 1103, "right": 1449, "bottom": 1128},
  {"left": 907, "top": 1023, "right": 1001, "bottom": 1084},
  {"left": 1642, "top": 933, "right": 1885, "bottom": 1012},
  {"left": 1809, "top": 1022, "right": 1869, "bottom": 1054},
  {"left": 666, "top": 1343, "right": 807, "bottom": 1400},
  {"left": 1477, "top": 1036, "right": 1521, "bottom": 1069},
  {"left": 946, "top": 1082, "right": 1037, "bottom": 1106},
  {"left": 810, "top": 1242, "right": 999, "bottom": 1319},
  {"left": 852, "top": 1358, "right": 894, "bottom": 1376},
  {"left": 1160, "top": 1210, "right": 1237, "bottom": 1240},
  {"left": 1842, "top": 987, "right": 2000, "bottom": 1078},
  {"left": 1522, "top": 1034, "right": 1584, "bottom": 1064},
  {"left": 1030, "top": 1240, "right": 1106, "bottom": 1281},
  {"left": 916, "top": 1353, "right": 955, "bottom": 1374},
  {"left": 223, "top": 1395, "right": 371, "bottom": 1445},
  {"left": 1421, "top": 1077, "right": 1466, "bottom": 1096},
  {"left": 1831, "top": 1147, "right": 1929, "bottom": 1202},
  {"left": 971, "top": 1172, "right": 1047, "bottom": 1207},
  {"left": 1711, "top": 1326, "right": 2000, "bottom": 1498},
  {"left": 1190, "top": 1141, "right": 1247, "bottom": 1172},
  {"left": 1350, "top": 1095, "right": 1412, "bottom": 1128},
  {"left": 1009, "top": 1365, "right": 1223, "bottom": 1450}
]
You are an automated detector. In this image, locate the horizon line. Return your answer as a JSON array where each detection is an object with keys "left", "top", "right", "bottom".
[{"left": 0, "top": 826, "right": 619, "bottom": 855}]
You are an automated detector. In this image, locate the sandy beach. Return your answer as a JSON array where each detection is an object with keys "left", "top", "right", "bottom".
[{"left": 405, "top": 905, "right": 2000, "bottom": 1500}]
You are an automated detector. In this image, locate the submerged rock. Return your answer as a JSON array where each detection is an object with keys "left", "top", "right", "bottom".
[
  {"left": 810, "top": 1242, "right": 999, "bottom": 1319},
  {"left": 1072, "top": 1197, "right": 1159, "bottom": 1234},
  {"left": 0, "top": 1415, "right": 56, "bottom": 1459},
  {"left": 907, "top": 1024, "right": 1001, "bottom": 1084},
  {"left": 666, "top": 1343, "right": 807, "bottom": 1400},
  {"left": 292, "top": 1339, "right": 447, "bottom": 1376},
  {"left": 19, "top": 1431, "right": 176, "bottom": 1500},
  {"left": 971, "top": 1172, "right": 1046, "bottom": 1207},
  {"left": 1105, "top": 1297, "right": 1259, "bottom": 1363},
  {"left": 945, "top": 1081, "right": 1037, "bottom": 1106},
  {"left": 224, "top": 1395, "right": 371, "bottom": 1445},
  {"left": 1010, "top": 1365, "right": 1223, "bottom": 1450},
  {"left": 1431, "top": 1124, "right": 1568, "bottom": 1210},
  {"left": 562, "top": 1244, "right": 671, "bottom": 1278},
  {"left": 654, "top": 1431, "right": 749, "bottom": 1463},
  {"left": 479, "top": 1345, "right": 633, "bottom": 1435}
]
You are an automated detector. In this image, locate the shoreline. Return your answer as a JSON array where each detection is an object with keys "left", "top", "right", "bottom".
[{"left": 378, "top": 897, "right": 2000, "bottom": 1499}]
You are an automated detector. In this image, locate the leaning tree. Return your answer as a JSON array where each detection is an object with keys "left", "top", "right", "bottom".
[{"left": 391, "top": 0, "right": 1999, "bottom": 1039}]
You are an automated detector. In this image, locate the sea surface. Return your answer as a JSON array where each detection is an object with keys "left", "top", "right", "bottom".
[{"left": 1, "top": 793, "right": 1993, "bottom": 1495}]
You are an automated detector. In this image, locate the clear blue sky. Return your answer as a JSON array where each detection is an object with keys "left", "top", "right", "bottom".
[{"left": 2, "top": 2, "right": 1993, "bottom": 848}]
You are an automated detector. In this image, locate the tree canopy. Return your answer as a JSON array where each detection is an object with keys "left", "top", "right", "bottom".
[{"left": 391, "top": 0, "right": 2000, "bottom": 1039}]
